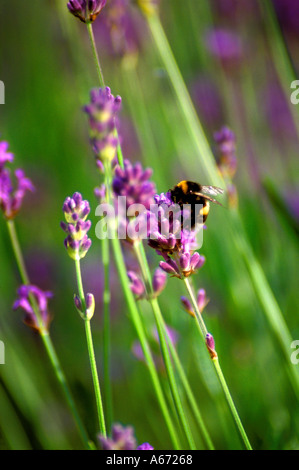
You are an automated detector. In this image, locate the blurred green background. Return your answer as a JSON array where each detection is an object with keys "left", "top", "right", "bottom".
[{"left": 0, "top": 0, "right": 298, "bottom": 450}]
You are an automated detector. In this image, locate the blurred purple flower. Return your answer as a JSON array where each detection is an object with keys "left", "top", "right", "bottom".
[
  {"left": 95, "top": 0, "right": 146, "bottom": 58},
  {"left": 205, "top": 28, "right": 244, "bottom": 64},
  {"left": 191, "top": 76, "right": 224, "bottom": 129},
  {"left": 84, "top": 87, "right": 122, "bottom": 164},
  {"left": 264, "top": 82, "right": 297, "bottom": 143},
  {"left": 13, "top": 285, "right": 53, "bottom": 332},
  {"left": 99, "top": 423, "right": 137, "bottom": 450},
  {"left": 0, "top": 167, "right": 34, "bottom": 219},
  {"left": 67, "top": 0, "right": 107, "bottom": 23},
  {"left": 273, "top": 0, "right": 299, "bottom": 36},
  {"left": 214, "top": 126, "right": 237, "bottom": 179},
  {"left": 0, "top": 140, "right": 14, "bottom": 171},
  {"left": 61, "top": 192, "right": 92, "bottom": 260}
]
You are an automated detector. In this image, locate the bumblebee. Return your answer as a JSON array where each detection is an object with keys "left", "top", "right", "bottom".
[{"left": 170, "top": 180, "right": 224, "bottom": 228}]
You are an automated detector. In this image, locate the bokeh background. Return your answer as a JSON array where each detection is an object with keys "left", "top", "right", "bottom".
[{"left": 0, "top": 0, "right": 298, "bottom": 450}]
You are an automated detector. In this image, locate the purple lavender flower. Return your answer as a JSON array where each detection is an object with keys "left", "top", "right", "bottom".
[
  {"left": 147, "top": 192, "right": 205, "bottom": 279},
  {"left": 113, "top": 159, "right": 156, "bottom": 210},
  {"left": 214, "top": 126, "right": 237, "bottom": 179},
  {"left": 0, "top": 140, "right": 14, "bottom": 171},
  {"left": 13, "top": 285, "right": 53, "bottom": 332},
  {"left": 84, "top": 87, "right": 122, "bottom": 164},
  {"left": 61, "top": 192, "right": 92, "bottom": 260},
  {"left": 67, "top": 0, "right": 107, "bottom": 23},
  {"left": 0, "top": 167, "right": 34, "bottom": 219},
  {"left": 99, "top": 423, "right": 137, "bottom": 450},
  {"left": 137, "top": 442, "right": 154, "bottom": 450}
]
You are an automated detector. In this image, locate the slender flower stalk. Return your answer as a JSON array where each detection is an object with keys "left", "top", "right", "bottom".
[
  {"left": 61, "top": 192, "right": 106, "bottom": 437},
  {"left": 6, "top": 218, "right": 92, "bottom": 449},
  {"left": 74, "top": 258, "right": 107, "bottom": 437},
  {"left": 133, "top": 240, "right": 214, "bottom": 450},
  {"left": 184, "top": 277, "right": 252, "bottom": 450}
]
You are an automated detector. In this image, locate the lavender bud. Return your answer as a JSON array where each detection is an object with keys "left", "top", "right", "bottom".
[
  {"left": 85, "top": 293, "right": 95, "bottom": 320},
  {"left": 67, "top": 0, "right": 107, "bottom": 23},
  {"left": 180, "top": 296, "right": 195, "bottom": 317},
  {"left": 152, "top": 268, "right": 167, "bottom": 296},
  {"left": 206, "top": 333, "right": 217, "bottom": 359}
]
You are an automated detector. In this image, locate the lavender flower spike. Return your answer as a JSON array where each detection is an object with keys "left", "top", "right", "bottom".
[
  {"left": 113, "top": 159, "right": 156, "bottom": 210},
  {"left": 13, "top": 285, "right": 53, "bottom": 333},
  {"left": 84, "top": 87, "right": 122, "bottom": 164},
  {"left": 67, "top": 0, "right": 107, "bottom": 23},
  {"left": 61, "top": 193, "right": 92, "bottom": 260}
]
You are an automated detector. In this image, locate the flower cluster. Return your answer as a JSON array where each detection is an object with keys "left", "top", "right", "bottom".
[
  {"left": 67, "top": 0, "right": 107, "bottom": 23},
  {"left": 128, "top": 267, "right": 167, "bottom": 299},
  {"left": 13, "top": 285, "right": 53, "bottom": 332},
  {"left": 84, "top": 87, "right": 122, "bottom": 168},
  {"left": 99, "top": 423, "right": 153, "bottom": 450},
  {"left": 61, "top": 192, "right": 92, "bottom": 260},
  {"left": 113, "top": 159, "right": 156, "bottom": 210},
  {"left": 0, "top": 140, "right": 34, "bottom": 220},
  {"left": 147, "top": 193, "right": 205, "bottom": 279}
]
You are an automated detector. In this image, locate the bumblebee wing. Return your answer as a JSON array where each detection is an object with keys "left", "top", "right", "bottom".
[
  {"left": 195, "top": 193, "right": 223, "bottom": 206},
  {"left": 198, "top": 185, "right": 224, "bottom": 196}
]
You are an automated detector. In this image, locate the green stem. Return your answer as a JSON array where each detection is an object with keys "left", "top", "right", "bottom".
[
  {"left": 110, "top": 236, "right": 181, "bottom": 449},
  {"left": 74, "top": 258, "right": 106, "bottom": 437},
  {"left": 102, "top": 236, "right": 113, "bottom": 433},
  {"left": 184, "top": 278, "right": 252, "bottom": 450},
  {"left": 6, "top": 219, "right": 92, "bottom": 449},
  {"left": 101, "top": 160, "right": 180, "bottom": 448},
  {"left": 212, "top": 357, "right": 252, "bottom": 451},
  {"left": 86, "top": 22, "right": 105, "bottom": 88},
  {"left": 135, "top": 242, "right": 214, "bottom": 448}
]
